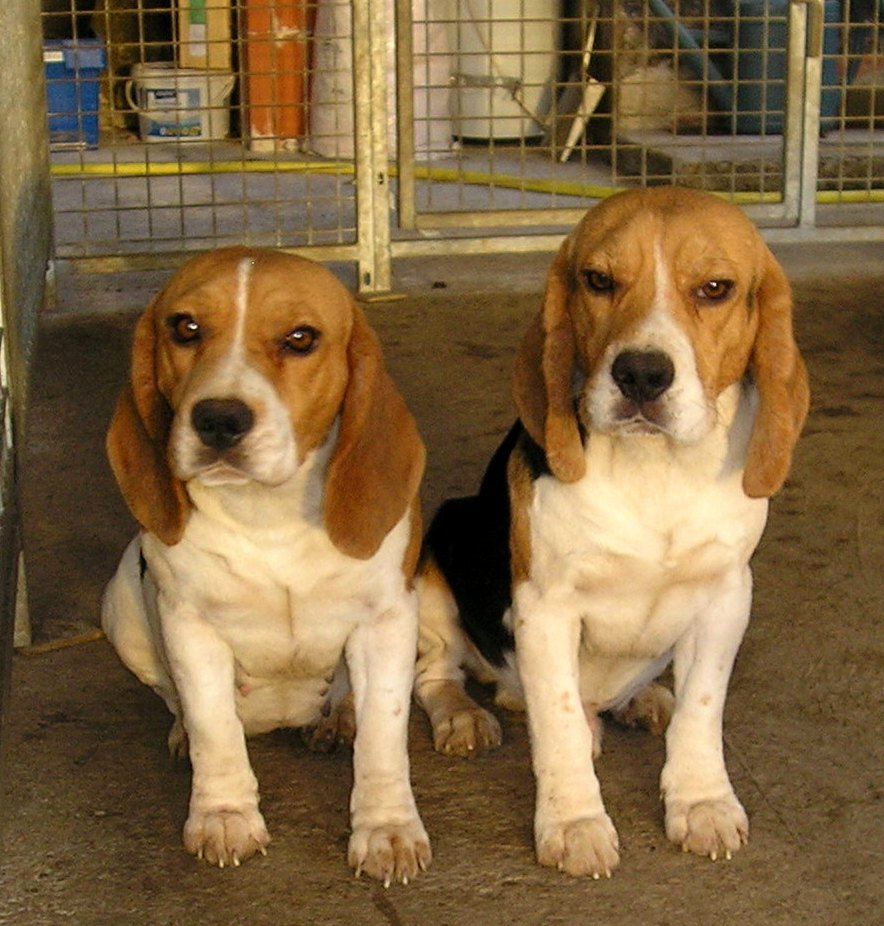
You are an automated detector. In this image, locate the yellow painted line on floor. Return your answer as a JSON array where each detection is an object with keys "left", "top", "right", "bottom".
[{"left": 50, "top": 160, "right": 355, "bottom": 178}]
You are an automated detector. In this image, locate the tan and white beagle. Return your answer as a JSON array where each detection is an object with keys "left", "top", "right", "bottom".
[
  {"left": 102, "top": 247, "right": 431, "bottom": 883},
  {"left": 415, "top": 188, "right": 809, "bottom": 876}
]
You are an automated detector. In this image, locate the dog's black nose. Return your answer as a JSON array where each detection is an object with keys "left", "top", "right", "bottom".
[
  {"left": 611, "top": 350, "right": 675, "bottom": 404},
  {"left": 191, "top": 399, "right": 254, "bottom": 451}
]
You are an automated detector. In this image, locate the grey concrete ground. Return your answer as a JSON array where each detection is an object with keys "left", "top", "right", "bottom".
[{"left": 1, "top": 247, "right": 882, "bottom": 925}]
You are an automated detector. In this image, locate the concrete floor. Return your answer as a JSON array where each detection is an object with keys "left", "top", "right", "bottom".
[{"left": 1, "top": 246, "right": 882, "bottom": 924}]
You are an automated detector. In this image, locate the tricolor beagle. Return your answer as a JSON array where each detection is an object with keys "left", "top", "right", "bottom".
[
  {"left": 102, "top": 248, "right": 431, "bottom": 883},
  {"left": 415, "top": 188, "right": 809, "bottom": 877}
]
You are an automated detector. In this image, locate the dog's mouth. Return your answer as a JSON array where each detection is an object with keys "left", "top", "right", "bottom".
[
  {"left": 185, "top": 442, "right": 299, "bottom": 489},
  {"left": 192, "top": 457, "right": 252, "bottom": 486},
  {"left": 610, "top": 399, "right": 670, "bottom": 436}
]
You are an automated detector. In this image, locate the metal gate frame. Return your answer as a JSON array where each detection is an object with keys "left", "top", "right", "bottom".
[
  {"left": 1, "top": 0, "right": 53, "bottom": 716},
  {"left": 48, "top": 0, "right": 398, "bottom": 295},
  {"left": 385, "top": 0, "right": 881, "bottom": 277},
  {"left": 43, "top": 0, "right": 883, "bottom": 294}
]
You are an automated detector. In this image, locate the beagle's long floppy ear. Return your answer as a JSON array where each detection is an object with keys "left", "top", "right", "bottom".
[
  {"left": 106, "top": 306, "right": 189, "bottom": 545},
  {"left": 324, "top": 304, "right": 426, "bottom": 559},
  {"left": 513, "top": 238, "right": 585, "bottom": 482},
  {"left": 743, "top": 248, "right": 810, "bottom": 498}
]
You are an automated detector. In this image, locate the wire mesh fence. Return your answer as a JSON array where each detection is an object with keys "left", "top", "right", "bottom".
[
  {"left": 815, "top": 0, "right": 883, "bottom": 223},
  {"left": 40, "top": 0, "right": 883, "bottom": 270},
  {"left": 44, "top": 0, "right": 361, "bottom": 262}
]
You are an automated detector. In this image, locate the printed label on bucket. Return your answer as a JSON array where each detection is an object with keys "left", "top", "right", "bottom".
[
  {"left": 146, "top": 118, "right": 203, "bottom": 137},
  {"left": 145, "top": 88, "right": 201, "bottom": 110}
]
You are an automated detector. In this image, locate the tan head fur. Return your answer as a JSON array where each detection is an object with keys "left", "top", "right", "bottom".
[
  {"left": 513, "top": 188, "right": 809, "bottom": 495},
  {"left": 107, "top": 247, "right": 424, "bottom": 555}
]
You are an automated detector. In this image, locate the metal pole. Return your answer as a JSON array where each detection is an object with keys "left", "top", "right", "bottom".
[
  {"left": 793, "top": 0, "right": 825, "bottom": 228},
  {"left": 784, "top": 0, "right": 810, "bottom": 225},
  {"left": 353, "top": 0, "right": 393, "bottom": 293},
  {"left": 395, "top": 0, "right": 418, "bottom": 230}
]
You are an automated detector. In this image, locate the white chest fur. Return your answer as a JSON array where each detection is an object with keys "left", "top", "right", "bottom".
[
  {"left": 141, "top": 443, "right": 410, "bottom": 723},
  {"left": 526, "top": 383, "right": 768, "bottom": 706}
]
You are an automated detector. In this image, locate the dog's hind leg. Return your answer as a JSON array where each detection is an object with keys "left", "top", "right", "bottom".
[
  {"left": 612, "top": 682, "right": 674, "bottom": 736},
  {"left": 414, "top": 563, "right": 502, "bottom": 757},
  {"left": 301, "top": 661, "right": 357, "bottom": 753},
  {"left": 102, "top": 537, "right": 185, "bottom": 758}
]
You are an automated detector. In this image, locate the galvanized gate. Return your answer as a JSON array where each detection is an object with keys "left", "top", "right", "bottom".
[
  {"left": 2, "top": 0, "right": 53, "bottom": 703},
  {"left": 42, "top": 0, "right": 882, "bottom": 291}
]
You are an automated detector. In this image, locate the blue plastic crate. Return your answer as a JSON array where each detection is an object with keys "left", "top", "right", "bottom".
[
  {"left": 44, "top": 39, "right": 106, "bottom": 148},
  {"left": 733, "top": 0, "right": 842, "bottom": 134}
]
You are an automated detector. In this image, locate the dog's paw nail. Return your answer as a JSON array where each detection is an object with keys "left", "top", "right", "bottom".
[
  {"left": 218, "top": 859, "right": 225, "bottom": 869},
  {"left": 383, "top": 875, "right": 392, "bottom": 889},
  {"left": 259, "top": 845, "right": 268, "bottom": 858},
  {"left": 605, "top": 869, "right": 612, "bottom": 879},
  {"left": 592, "top": 871, "right": 600, "bottom": 880},
  {"left": 232, "top": 853, "right": 240, "bottom": 867},
  {"left": 710, "top": 851, "right": 718, "bottom": 862},
  {"left": 725, "top": 850, "right": 732, "bottom": 861}
]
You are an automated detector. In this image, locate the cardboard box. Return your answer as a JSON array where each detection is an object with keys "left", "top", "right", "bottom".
[{"left": 177, "top": 0, "right": 232, "bottom": 71}]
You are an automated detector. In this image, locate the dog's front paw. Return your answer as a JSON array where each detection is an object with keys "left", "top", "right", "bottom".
[
  {"left": 432, "top": 707, "right": 502, "bottom": 757},
  {"left": 665, "top": 794, "right": 748, "bottom": 860},
  {"left": 536, "top": 814, "right": 620, "bottom": 878},
  {"left": 348, "top": 819, "right": 432, "bottom": 885},
  {"left": 183, "top": 806, "right": 270, "bottom": 868}
]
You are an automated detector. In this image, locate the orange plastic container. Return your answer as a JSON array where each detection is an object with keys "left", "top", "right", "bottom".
[{"left": 243, "top": 0, "right": 310, "bottom": 150}]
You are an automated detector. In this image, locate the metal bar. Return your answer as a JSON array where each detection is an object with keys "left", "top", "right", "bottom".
[
  {"left": 414, "top": 208, "right": 591, "bottom": 229},
  {"left": 353, "top": 0, "right": 393, "bottom": 293},
  {"left": 55, "top": 243, "right": 364, "bottom": 275},
  {"left": 353, "top": 0, "right": 378, "bottom": 291},
  {"left": 368, "top": 0, "right": 393, "bottom": 292},
  {"left": 411, "top": 198, "right": 798, "bottom": 230},
  {"left": 395, "top": 0, "right": 417, "bottom": 229},
  {"left": 795, "top": 0, "right": 825, "bottom": 227},
  {"left": 392, "top": 220, "right": 884, "bottom": 262},
  {"left": 391, "top": 234, "right": 568, "bottom": 257},
  {"left": 762, "top": 224, "right": 884, "bottom": 243},
  {"left": 783, "top": 1, "right": 809, "bottom": 225}
]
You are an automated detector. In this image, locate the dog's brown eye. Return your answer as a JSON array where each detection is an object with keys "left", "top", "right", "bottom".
[
  {"left": 282, "top": 326, "right": 319, "bottom": 355},
  {"left": 583, "top": 270, "right": 615, "bottom": 293},
  {"left": 168, "top": 313, "right": 201, "bottom": 345},
  {"left": 697, "top": 279, "right": 734, "bottom": 302}
]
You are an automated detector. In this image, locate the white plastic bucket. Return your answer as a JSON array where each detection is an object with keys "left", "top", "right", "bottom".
[
  {"left": 452, "top": 0, "right": 560, "bottom": 139},
  {"left": 308, "top": 0, "right": 452, "bottom": 160},
  {"left": 126, "top": 63, "right": 235, "bottom": 142}
]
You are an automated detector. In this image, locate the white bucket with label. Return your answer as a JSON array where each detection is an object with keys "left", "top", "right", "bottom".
[{"left": 126, "top": 63, "right": 235, "bottom": 142}]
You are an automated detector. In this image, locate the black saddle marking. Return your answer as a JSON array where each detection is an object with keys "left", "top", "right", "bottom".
[{"left": 424, "top": 421, "right": 552, "bottom": 666}]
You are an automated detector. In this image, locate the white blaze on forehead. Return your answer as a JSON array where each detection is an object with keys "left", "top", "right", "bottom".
[
  {"left": 233, "top": 256, "right": 253, "bottom": 357},
  {"left": 583, "top": 229, "right": 715, "bottom": 443},
  {"left": 170, "top": 253, "right": 299, "bottom": 485},
  {"left": 652, "top": 236, "right": 672, "bottom": 314}
]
